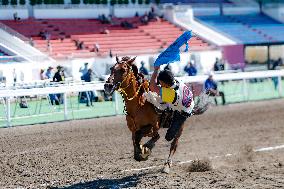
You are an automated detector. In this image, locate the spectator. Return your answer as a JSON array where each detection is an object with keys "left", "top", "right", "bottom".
[
  {"left": 271, "top": 58, "right": 282, "bottom": 90},
  {"left": 184, "top": 61, "right": 197, "bottom": 76},
  {"left": 109, "top": 49, "right": 113, "bottom": 58},
  {"left": 53, "top": 66, "right": 65, "bottom": 104},
  {"left": 140, "top": 15, "right": 149, "bottom": 25},
  {"left": 74, "top": 40, "right": 80, "bottom": 49},
  {"left": 12, "top": 68, "right": 17, "bottom": 86},
  {"left": 139, "top": 61, "right": 149, "bottom": 75},
  {"left": 53, "top": 65, "right": 64, "bottom": 82},
  {"left": 82, "top": 69, "right": 98, "bottom": 106},
  {"left": 19, "top": 97, "right": 28, "bottom": 108},
  {"left": 44, "top": 66, "right": 59, "bottom": 106},
  {"left": 79, "top": 63, "right": 89, "bottom": 79},
  {"left": 40, "top": 69, "right": 46, "bottom": 80},
  {"left": 39, "top": 30, "right": 45, "bottom": 39},
  {"left": 272, "top": 58, "right": 283, "bottom": 70},
  {"left": 220, "top": 59, "right": 225, "bottom": 71},
  {"left": 78, "top": 41, "right": 85, "bottom": 50},
  {"left": 29, "top": 37, "right": 34, "bottom": 47},
  {"left": 135, "top": 12, "right": 139, "bottom": 17},
  {"left": 44, "top": 31, "right": 51, "bottom": 41},
  {"left": 120, "top": 21, "right": 134, "bottom": 29},
  {"left": 45, "top": 66, "right": 53, "bottom": 79},
  {"left": 214, "top": 58, "right": 221, "bottom": 72},
  {"left": 101, "top": 27, "right": 110, "bottom": 34},
  {"left": 204, "top": 73, "right": 225, "bottom": 105},
  {"left": 13, "top": 12, "right": 20, "bottom": 21},
  {"left": 94, "top": 43, "right": 100, "bottom": 53},
  {"left": 47, "top": 40, "right": 52, "bottom": 54},
  {"left": 148, "top": 11, "right": 154, "bottom": 20}
]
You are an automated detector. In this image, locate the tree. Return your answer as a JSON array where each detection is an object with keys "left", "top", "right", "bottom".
[
  {"left": 71, "top": 0, "right": 80, "bottom": 4},
  {"left": 124, "top": 0, "right": 128, "bottom": 4},
  {"left": 154, "top": 0, "right": 159, "bottom": 4},
  {"left": 36, "top": 0, "right": 43, "bottom": 4},
  {"left": 131, "top": 0, "right": 135, "bottom": 3},
  {"left": 110, "top": 0, "right": 116, "bottom": 5},
  {"left": 95, "top": 0, "right": 100, "bottom": 4},
  {"left": 101, "top": 0, "right": 107, "bottom": 4},
  {"left": 11, "top": 0, "right": 18, "bottom": 5},
  {"left": 30, "top": 0, "right": 36, "bottom": 5},
  {"left": 138, "top": 0, "right": 142, "bottom": 4},
  {"left": 19, "top": 0, "right": 26, "bottom": 5},
  {"left": 2, "top": 0, "right": 9, "bottom": 5},
  {"left": 145, "top": 0, "right": 149, "bottom": 4}
]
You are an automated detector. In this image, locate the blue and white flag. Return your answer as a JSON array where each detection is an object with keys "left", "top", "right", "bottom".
[{"left": 154, "top": 31, "right": 192, "bottom": 67}]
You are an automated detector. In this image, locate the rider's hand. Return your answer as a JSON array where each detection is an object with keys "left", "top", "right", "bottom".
[{"left": 154, "top": 66, "right": 160, "bottom": 71}]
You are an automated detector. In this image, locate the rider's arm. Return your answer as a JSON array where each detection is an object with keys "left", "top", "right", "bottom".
[{"left": 150, "top": 66, "right": 160, "bottom": 94}]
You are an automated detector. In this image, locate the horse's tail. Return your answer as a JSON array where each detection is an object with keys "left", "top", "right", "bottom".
[{"left": 192, "top": 92, "right": 211, "bottom": 115}]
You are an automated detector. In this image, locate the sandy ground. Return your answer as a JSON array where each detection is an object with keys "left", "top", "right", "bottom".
[{"left": 0, "top": 99, "right": 284, "bottom": 189}]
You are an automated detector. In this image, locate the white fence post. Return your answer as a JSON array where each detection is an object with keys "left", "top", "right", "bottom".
[
  {"left": 242, "top": 78, "right": 248, "bottom": 101},
  {"left": 6, "top": 97, "right": 11, "bottom": 127},
  {"left": 278, "top": 76, "right": 282, "bottom": 97},
  {"left": 114, "top": 91, "right": 119, "bottom": 115},
  {"left": 63, "top": 93, "right": 68, "bottom": 120}
]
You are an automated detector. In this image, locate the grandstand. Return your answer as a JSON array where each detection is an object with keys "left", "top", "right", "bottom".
[
  {"left": 196, "top": 13, "right": 284, "bottom": 44},
  {"left": 159, "top": 0, "right": 231, "bottom": 4},
  {"left": 1, "top": 17, "right": 212, "bottom": 59}
]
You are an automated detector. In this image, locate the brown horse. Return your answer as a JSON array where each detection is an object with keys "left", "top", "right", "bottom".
[{"left": 104, "top": 56, "right": 207, "bottom": 172}]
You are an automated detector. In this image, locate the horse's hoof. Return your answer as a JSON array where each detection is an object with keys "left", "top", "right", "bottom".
[{"left": 162, "top": 164, "right": 170, "bottom": 174}]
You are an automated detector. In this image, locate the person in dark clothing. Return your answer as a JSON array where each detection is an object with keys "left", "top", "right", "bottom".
[
  {"left": 204, "top": 73, "right": 225, "bottom": 105},
  {"left": 184, "top": 61, "right": 197, "bottom": 76},
  {"left": 82, "top": 69, "right": 96, "bottom": 106},
  {"left": 214, "top": 58, "right": 221, "bottom": 72},
  {"left": 139, "top": 61, "right": 149, "bottom": 75},
  {"left": 53, "top": 66, "right": 65, "bottom": 104}
]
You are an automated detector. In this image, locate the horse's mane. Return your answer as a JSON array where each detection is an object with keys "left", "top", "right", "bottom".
[
  {"left": 119, "top": 56, "right": 148, "bottom": 97},
  {"left": 130, "top": 63, "right": 148, "bottom": 96}
]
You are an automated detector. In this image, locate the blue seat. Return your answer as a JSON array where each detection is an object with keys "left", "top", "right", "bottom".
[{"left": 196, "top": 14, "right": 284, "bottom": 44}]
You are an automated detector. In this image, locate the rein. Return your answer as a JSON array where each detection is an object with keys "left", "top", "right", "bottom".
[{"left": 117, "top": 69, "right": 147, "bottom": 101}]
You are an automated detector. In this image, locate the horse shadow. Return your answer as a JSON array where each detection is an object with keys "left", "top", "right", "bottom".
[{"left": 51, "top": 173, "right": 145, "bottom": 189}]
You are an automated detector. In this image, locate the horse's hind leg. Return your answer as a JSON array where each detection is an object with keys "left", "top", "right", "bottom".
[{"left": 162, "top": 124, "right": 185, "bottom": 174}]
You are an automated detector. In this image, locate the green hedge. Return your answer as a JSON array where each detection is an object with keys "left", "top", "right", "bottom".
[
  {"left": 11, "top": 0, "right": 18, "bottom": 5},
  {"left": 131, "top": 0, "right": 135, "bottom": 3},
  {"left": 155, "top": 0, "right": 160, "bottom": 4},
  {"left": 36, "top": 0, "right": 42, "bottom": 4},
  {"left": 138, "top": 0, "right": 142, "bottom": 4},
  {"left": 71, "top": 0, "right": 80, "bottom": 4},
  {"left": 101, "top": 0, "right": 107, "bottom": 4},
  {"left": 110, "top": 0, "right": 116, "bottom": 5},
  {"left": 19, "top": 0, "right": 26, "bottom": 5},
  {"left": 29, "top": 0, "right": 35, "bottom": 5}
]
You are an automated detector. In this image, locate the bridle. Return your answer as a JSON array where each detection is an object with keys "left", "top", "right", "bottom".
[{"left": 112, "top": 63, "right": 148, "bottom": 102}]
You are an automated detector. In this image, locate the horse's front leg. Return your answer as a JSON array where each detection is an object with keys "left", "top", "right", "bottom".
[
  {"left": 162, "top": 124, "right": 185, "bottom": 174},
  {"left": 132, "top": 130, "right": 144, "bottom": 161}
]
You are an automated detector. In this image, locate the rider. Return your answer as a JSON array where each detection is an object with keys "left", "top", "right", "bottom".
[{"left": 149, "top": 65, "right": 195, "bottom": 141}]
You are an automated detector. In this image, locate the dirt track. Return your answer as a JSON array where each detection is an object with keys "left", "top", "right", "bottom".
[{"left": 0, "top": 99, "right": 284, "bottom": 189}]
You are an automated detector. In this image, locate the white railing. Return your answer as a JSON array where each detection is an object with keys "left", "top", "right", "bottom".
[
  {"left": 0, "top": 70, "right": 284, "bottom": 127},
  {"left": 0, "top": 25, "right": 54, "bottom": 62},
  {"left": 0, "top": 22, "right": 30, "bottom": 42}
]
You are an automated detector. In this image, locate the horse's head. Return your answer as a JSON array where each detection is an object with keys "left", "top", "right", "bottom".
[{"left": 104, "top": 56, "right": 138, "bottom": 95}]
